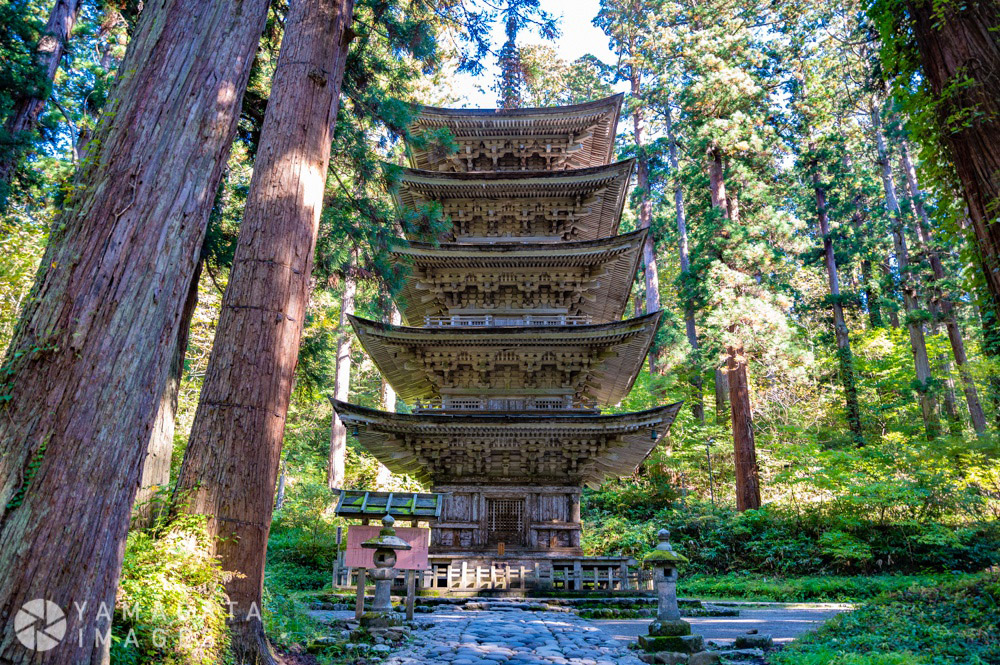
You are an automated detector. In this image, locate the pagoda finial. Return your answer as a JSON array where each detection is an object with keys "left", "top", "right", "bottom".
[{"left": 496, "top": 14, "right": 523, "bottom": 110}]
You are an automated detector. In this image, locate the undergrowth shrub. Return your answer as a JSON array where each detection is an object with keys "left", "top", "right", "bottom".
[
  {"left": 112, "top": 514, "right": 232, "bottom": 665},
  {"left": 771, "top": 575, "right": 1000, "bottom": 665},
  {"left": 676, "top": 572, "right": 981, "bottom": 602},
  {"left": 266, "top": 476, "right": 341, "bottom": 592},
  {"left": 581, "top": 501, "right": 1000, "bottom": 575}
]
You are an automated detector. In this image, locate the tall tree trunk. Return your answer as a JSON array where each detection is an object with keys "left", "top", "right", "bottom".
[
  {"left": 899, "top": 142, "right": 988, "bottom": 435},
  {"left": 854, "top": 211, "right": 884, "bottom": 329},
  {"left": 708, "top": 146, "right": 761, "bottom": 509},
  {"left": 328, "top": 253, "right": 357, "bottom": 489},
  {"left": 708, "top": 148, "right": 731, "bottom": 424},
  {"left": 175, "top": 1, "right": 355, "bottom": 662},
  {"left": 812, "top": 147, "right": 864, "bottom": 443},
  {"left": 885, "top": 263, "right": 902, "bottom": 329},
  {"left": 0, "top": 1, "right": 268, "bottom": 661},
  {"left": 630, "top": 72, "right": 662, "bottom": 373},
  {"left": 978, "top": 291, "right": 1000, "bottom": 428},
  {"left": 375, "top": 304, "right": 400, "bottom": 489},
  {"left": 666, "top": 101, "right": 703, "bottom": 422},
  {"left": 904, "top": 0, "right": 1000, "bottom": 312},
  {"left": 274, "top": 462, "right": 286, "bottom": 510},
  {"left": 135, "top": 262, "right": 202, "bottom": 527},
  {"left": 714, "top": 368, "right": 730, "bottom": 423},
  {"left": 872, "top": 106, "right": 940, "bottom": 438},
  {"left": 0, "top": 0, "right": 83, "bottom": 202},
  {"left": 727, "top": 340, "right": 761, "bottom": 510},
  {"left": 843, "top": 153, "right": 884, "bottom": 329}
]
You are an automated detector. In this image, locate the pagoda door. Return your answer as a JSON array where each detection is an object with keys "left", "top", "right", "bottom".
[{"left": 486, "top": 498, "right": 525, "bottom": 547}]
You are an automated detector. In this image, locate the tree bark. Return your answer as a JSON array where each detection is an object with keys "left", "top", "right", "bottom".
[
  {"left": 135, "top": 262, "right": 202, "bottom": 527},
  {"left": 727, "top": 341, "right": 761, "bottom": 510},
  {"left": 666, "top": 101, "right": 703, "bottom": 422},
  {"left": 0, "top": 0, "right": 83, "bottom": 200},
  {"left": 905, "top": 0, "right": 1000, "bottom": 312},
  {"left": 0, "top": 0, "right": 268, "bottom": 661},
  {"left": 708, "top": 146, "right": 761, "bottom": 508},
  {"left": 630, "top": 72, "right": 662, "bottom": 373},
  {"left": 872, "top": 106, "right": 940, "bottom": 438},
  {"left": 812, "top": 148, "right": 864, "bottom": 443},
  {"left": 713, "top": 367, "right": 729, "bottom": 423},
  {"left": 175, "top": 1, "right": 355, "bottom": 662},
  {"left": 328, "top": 253, "right": 357, "bottom": 489},
  {"left": 708, "top": 148, "right": 731, "bottom": 424},
  {"left": 899, "top": 142, "right": 988, "bottom": 435}
]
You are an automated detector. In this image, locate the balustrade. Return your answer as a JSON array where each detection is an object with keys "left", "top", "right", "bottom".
[
  {"left": 413, "top": 395, "right": 597, "bottom": 413},
  {"left": 424, "top": 314, "right": 592, "bottom": 328}
]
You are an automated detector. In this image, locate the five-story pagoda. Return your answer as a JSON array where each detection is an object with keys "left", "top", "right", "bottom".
[{"left": 333, "top": 94, "right": 681, "bottom": 561}]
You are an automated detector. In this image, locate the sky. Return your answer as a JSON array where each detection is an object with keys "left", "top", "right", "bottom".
[{"left": 447, "top": 0, "right": 622, "bottom": 108}]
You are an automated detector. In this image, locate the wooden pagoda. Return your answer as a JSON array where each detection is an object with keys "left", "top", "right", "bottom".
[{"left": 334, "top": 94, "right": 681, "bottom": 563}]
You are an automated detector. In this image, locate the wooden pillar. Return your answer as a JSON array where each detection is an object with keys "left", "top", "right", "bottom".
[
  {"left": 569, "top": 493, "right": 581, "bottom": 523},
  {"left": 332, "top": 526, "right": 343, "bottom": 588},
  {"left": 354, "top": 568, "right": 366, "bottom": 620},
  {"left": 405, "top": 570, "right": 415, "bottom": 620}
]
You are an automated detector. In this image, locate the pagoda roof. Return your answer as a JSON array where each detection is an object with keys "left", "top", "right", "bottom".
[
  {"left": 331, "top": 400, "right": 683, "bottom": 488},
  {"left": 404, "top": 94, "right": 624, "bottom": 172},
  {"left": 349, "top": 311, "right": 661, "bottom": 407},
  {"left": 393, "top": 160, "right": 634, "bottom": 243},
  {"left": 390, "top": 229, "right": 647, "bottom": 325}
]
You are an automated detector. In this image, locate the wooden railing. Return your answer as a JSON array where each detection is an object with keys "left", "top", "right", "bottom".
[
  {"left": 424, "top": 314, "right": 592, "bottom": 328},
  {"left": 414, "top": 396, "right": 598, "bottom": 412},
  {"left": 335, "top": 558, "right": 655, "bottom": 593}
]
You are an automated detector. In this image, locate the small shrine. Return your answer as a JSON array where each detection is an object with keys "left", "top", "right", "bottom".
[{"left": 333, "top": 94, "right": 681, "bottom": 576}]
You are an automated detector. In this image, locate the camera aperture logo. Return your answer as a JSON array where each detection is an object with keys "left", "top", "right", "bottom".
[{"left": 15, "top": 599, "right": 66, "bottom": 652}]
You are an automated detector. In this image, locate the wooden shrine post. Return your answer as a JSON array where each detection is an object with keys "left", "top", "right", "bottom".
[
  {"left": 405, "top": 570, "right": 416, "bottom": 620},
  {"left": 355, "top": 568, "right": 366, "bottom": 619},
  {"left": 332, "top": 525, "right": 343, "bottom": 588}
]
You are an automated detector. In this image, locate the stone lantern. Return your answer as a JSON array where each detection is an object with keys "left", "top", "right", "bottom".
[
  {"left": 639, "top": 529, "right": 704, "bottom": 654},
  {"left": 360, "top": 514, "right": 411, "bottom": 628}
]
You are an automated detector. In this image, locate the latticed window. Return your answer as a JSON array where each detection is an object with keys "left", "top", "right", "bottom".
[{"left": 487, "top": 498, "right": 524, "bottom": 545}]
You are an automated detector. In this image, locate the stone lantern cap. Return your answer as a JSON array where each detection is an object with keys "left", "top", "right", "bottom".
[
  {"left": 643, "top": 529, "right": 688, "bottom": 567},
  {"left": 361, "top": 515, "right": 412, "bottom": 551}
]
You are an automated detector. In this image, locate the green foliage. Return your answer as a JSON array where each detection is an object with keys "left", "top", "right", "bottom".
[
  {"left": 582, "top": 501, "right": 1000, "bottom": 576},
  {"left": 772, "top": 575, "right": 1000, "bottom": 665},
  {"left": 0, "top": 217, "right": 45, "bottom": 349},
  {"left": 677, "top": 572, "right": 969, "bottom": 603},
  {"left": 112, "top": 514, "right": 232, "bottom": 665},
  {"left": 4, "top": 437, "right": 45, "bottom": 510}
]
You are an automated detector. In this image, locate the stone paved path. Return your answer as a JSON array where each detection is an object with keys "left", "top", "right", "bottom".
[{"left": 384, "top": 608, "right": 645, "bottom": 665}]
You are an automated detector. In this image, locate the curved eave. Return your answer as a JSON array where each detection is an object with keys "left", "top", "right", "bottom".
[
  {"left": 349, "top": 311, "right": 661, "bottom": 407},
  {"left": 330, "top": 399, "right": 683, "bottom": 488},
  {"left": 393, "top": 160, "right": 634, "bottom": 243},
  {"left": 403, "top": 94, "right": 624, "bottom": 171},
  {"left": 390, "top": 229, "right": 646, "bottom": 325}
]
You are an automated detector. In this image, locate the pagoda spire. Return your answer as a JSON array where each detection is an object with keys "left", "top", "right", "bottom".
[{"left": 497, "top": 14, "right": 524, "bottom": 109}]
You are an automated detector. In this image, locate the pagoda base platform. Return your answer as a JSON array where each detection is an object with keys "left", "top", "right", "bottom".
[
  {"left": 335, "top": 554, "right": 656, "bottom": 594},
  {"left": 418, "top": 554, "right": 645, "bottom": 593}
]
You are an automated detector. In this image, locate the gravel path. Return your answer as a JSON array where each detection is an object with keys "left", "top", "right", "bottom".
[
  {"left": 384, "top": 608, "right": 646, "bottom": 665},
  {"left": 594, "top": 605, "right": 851, "bottom": 646}
]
